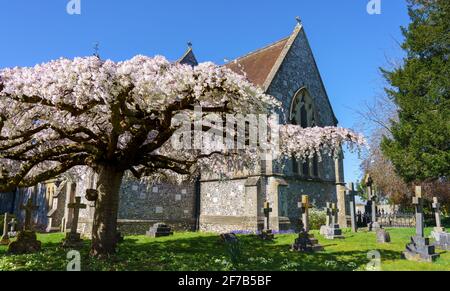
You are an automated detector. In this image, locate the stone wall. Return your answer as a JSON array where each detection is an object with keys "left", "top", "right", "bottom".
[
  {"left": 77, "top": 175, "right": 198, "bottom": 237},
  {"left": 199, "top": 178, "right": 259, "bottom": 233}
]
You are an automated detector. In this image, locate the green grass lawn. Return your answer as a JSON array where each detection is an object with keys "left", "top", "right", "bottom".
[{"left": 0, "top": 228, "right": 448, "bottom": 271}]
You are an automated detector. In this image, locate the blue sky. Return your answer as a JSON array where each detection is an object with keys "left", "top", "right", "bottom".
[{"left": 0, "top": 0, "right": 411, "bottom": 184}]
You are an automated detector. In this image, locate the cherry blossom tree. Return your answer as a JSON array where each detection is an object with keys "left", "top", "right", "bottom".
[{"left": 0, "top": 55, "right": 365, "bottom": 257}]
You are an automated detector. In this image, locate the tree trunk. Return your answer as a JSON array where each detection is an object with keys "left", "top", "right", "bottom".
[{"left": 90, "top": 164, "right": 124, "bottom": 258}]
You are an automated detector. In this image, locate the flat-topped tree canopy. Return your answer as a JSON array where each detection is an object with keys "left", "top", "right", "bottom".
[{"left": 0, "top": 53, "right": 365, "bottom": 257}]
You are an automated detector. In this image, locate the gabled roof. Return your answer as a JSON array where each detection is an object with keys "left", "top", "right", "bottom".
[
  {"left": 178, "top": 47, "right": 198, "bottom": 67},
  {"left": 224, "top": 37, "right": 289, "bottom": 88},
  {"left": 224, "top": 23, "right": 338, "bottom": 125}
]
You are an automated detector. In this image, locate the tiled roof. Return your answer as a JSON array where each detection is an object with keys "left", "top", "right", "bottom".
[{"left": 224, "top": 37, "right": 289, "bottom": 87}]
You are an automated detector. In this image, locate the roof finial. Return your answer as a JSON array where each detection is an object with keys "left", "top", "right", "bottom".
[
  {"left": 93, "top": 41, "right": 100, "bottom": 58},
  {"left": 187, "top": 41, "right": 193, "bottom": 49},
  {"left": 295, "top": 16, "right": 302, "bottom": 25}
]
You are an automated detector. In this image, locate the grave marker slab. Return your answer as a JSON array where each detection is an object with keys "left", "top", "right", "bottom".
[{"left": 146, "top": 223, "right": 173, "bottom": 238}]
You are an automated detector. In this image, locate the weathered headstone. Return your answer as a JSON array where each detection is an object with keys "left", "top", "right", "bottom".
[
  {"left": 291, "top": 195, "right": 323, "bottom": 252},
  {"left": 366, "top": 175, "right": 380, "bottom": 231},
  {"left": 46, "top": 181, "right": 67, "bottom": 233},
  {"left": 431, "top": 197, "right": 450, "bottom": 251},
  {"left": 357, "top": 211, "right": 363, "bottom": 227},
  {"left": 0, "top": 213, "right": 10, "bottom": 245},
  {"left": 301, "top": 195, "right": 310, "bottom": 232},
  {"left": 320, "top": 202, "right": 333, "bottom": 235},
  {"left": 376, "top": 228, "right": 391, "bottom": 243},
  {"left": 346, "top": 183, "right": 358, "bottom": 232},
  {"left": 21, "top": 199, "right": 38, "bottom": 231},
  {"left": 324, "top": 203, "right": 344, "bottom": 239},
  {"left": 62, "top": 197, "right": 86, "bottom": 248},
  {"left": 259, "top": 201, "right": 274, "bottom": 240},
  {"left": 8, "top": 198, "right": 41, "bottom": 254},
  {"left": 403, "top": 186, "right": 440, "bottom": 262},
  {"left": 432, "top": 197, "right": 445, "bottom": 233},
  {"left": 8, "top": 218, "right": 18, "bottom": 238},
  {"left": 146, "top": 222, "right": 173, "bottom": 238}
]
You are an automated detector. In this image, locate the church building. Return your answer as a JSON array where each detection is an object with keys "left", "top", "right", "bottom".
[{"left": 0, "top": 21, "right": 347, "bottom": 236}]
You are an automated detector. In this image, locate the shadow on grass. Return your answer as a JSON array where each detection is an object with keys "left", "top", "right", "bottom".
[
  {"left": 0, "top": 233, "right": 415, "bottom": 271},
  {"left": 110, "top": 234, "right": 402, "bottom": 271}
]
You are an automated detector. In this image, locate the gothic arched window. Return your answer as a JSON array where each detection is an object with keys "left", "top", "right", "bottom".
[{"left": 289, "top": 88, "right": 319, "bottom": 177}]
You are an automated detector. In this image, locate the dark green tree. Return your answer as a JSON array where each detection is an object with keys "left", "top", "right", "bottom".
[{"left": 381, "top": 0, "right": 450, "bottom": 183}]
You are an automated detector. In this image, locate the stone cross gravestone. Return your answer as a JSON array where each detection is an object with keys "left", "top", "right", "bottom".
[
  {"left": 62, "top": 197, "right": 87, "bottom": 248},
  {"left": 403, "top": 186, "right": 440, "bottom": 262},
  {"left": 431, "top": 197, "right": 450, "bottom": 251},
  {"left": 324, "top": 203, "right": 344, "bottom": 240},
  {"left": 331, "top": 203, "right": 338, "bottom": 226},
  {"left": 325, "top": 202, "right": 332, "bottom": 226},
  {"left": 346, "top": 183, "right": 358, "bottom": 232},
  {"left": 432, "top": 197, "right": 444, "bottom": 233},
  {"left": 365, "top": 175, "right": 380, "bottom": 231},
  {"left": 21, "top": 199, "right": 39, "bottom": 231},
  {"left": 291, "top": 195, "right": 323, "bottom": 252},
  {"left": 8, "top": 198, "right": 41, "bottom": 254},
  {"left": 0, "top": 213, "right": 10, "bottom": 245},
  {"left": 259, "top": 201, "right": 274, "bottom": 240}
]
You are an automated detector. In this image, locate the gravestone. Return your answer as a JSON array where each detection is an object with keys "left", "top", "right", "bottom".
[
  {"left": 432, "top": 197, "right": 445, "bottom": 233},
  {"left": 403, "top": 186, "right": 440, "bottom": 262},
  {"left": 0, "top": 213, "right": 10, "bottom": 245},
  {"left": 346, "top": 183, "right": 358, "bottom": 232},
  {"left": 62, "top": 197, "right": 86, "bottom": 248},
  {"left": 376, "top": 229, "right": 391, "bottom": 243},
  {"left": 46, "top": 181, "right": 67, "bottom": 233},
  {"left": 320, "top": 202, "right": 333, "bottom": 235},
  {"left": 8, "top": 198, "right": 41, "bottom": 254},
  {"left": 366, "top": 175, "right": 380, "bottom": 231},
  {"left": 8, "top": 218, "right": 18, "bottom": 238},
  {"left": 431, "top": 197, "right": 450, "bottom": 251},
  {"left": 259, "top": 201, "right": 274, "bottom": 240},
  {"left": 357, "top": 211, "right": 363, "bottom": 227},
  {"left": 146, "top": 222, "right": 173, "bottom": 238},
  {"left": 324, "top": 203, "right": 344, "bottom": 239},
  {"left": 291, "top": 195, "right": 323, "bottom": 252}
]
